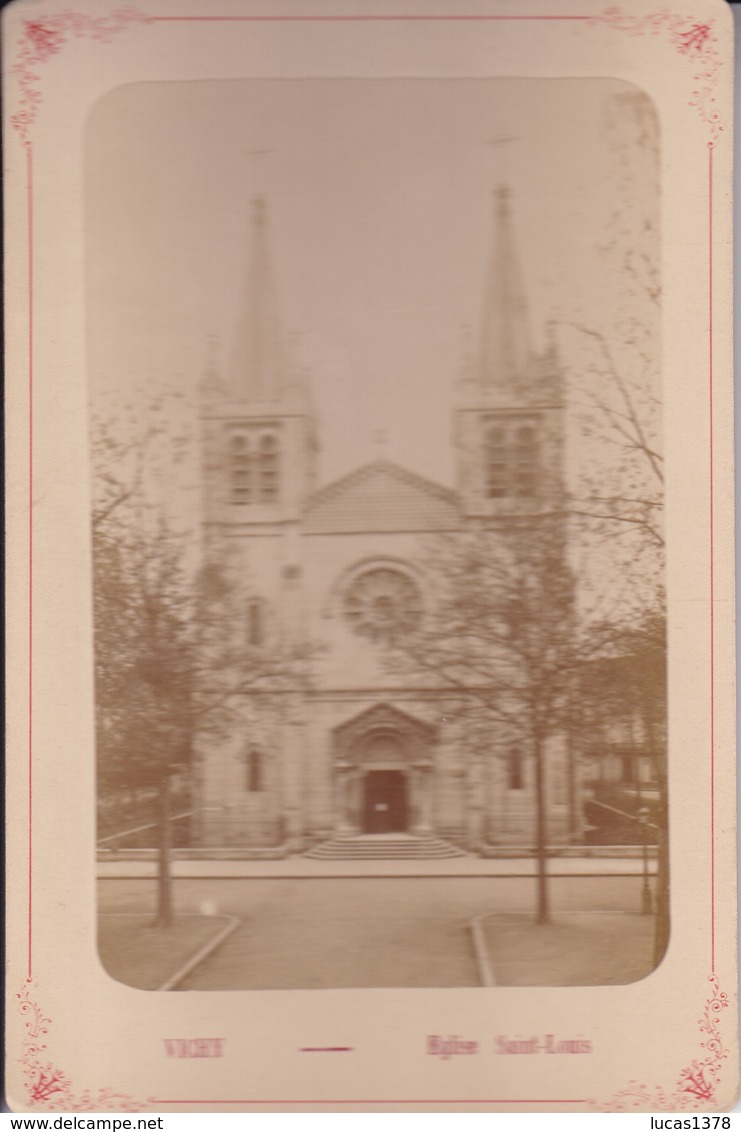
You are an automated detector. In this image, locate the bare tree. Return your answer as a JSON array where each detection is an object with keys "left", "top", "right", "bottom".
[
  {"left": 579, "top": 612, "right": 668, "bottom": 965},
  {"left": 556, "top": 90, "right": 667, "bottom": 957},
  {"left": 564, "top": 90, "right": 663, "bottom": 566},
  {"left": 92, "top": 393, "right": 312, "bottom": 926},
  {"left": 567, "top": 323, "right": 663, "bottom": 555},
  {"left": 394, "top": 516, "right": 580, "bottom": 925}
]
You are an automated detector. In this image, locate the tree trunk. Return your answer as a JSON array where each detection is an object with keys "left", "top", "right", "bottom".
[
  {"left": 154, "top": 772, "right": 174, "bottom": 928},
  {"left": 566, "top": 730, "right": 578, "bottom": 841},
  {"left": 533, "top": 734, "right": 550, "bottom": 924}
]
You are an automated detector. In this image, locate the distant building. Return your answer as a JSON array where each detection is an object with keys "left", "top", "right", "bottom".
[
  {"left": 577, "top": 649, "right": 666, "bottom": 845},
  {"left": 196, "top": 189, "right": 581, "bottom": 858}
]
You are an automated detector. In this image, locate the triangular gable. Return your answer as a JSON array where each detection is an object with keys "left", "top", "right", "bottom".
[
  {"left": 333, "top": 702, "right": 435, "bottom": 740},
  {"left": 302, "top": 460, "right": 459, "bottom": 534}
]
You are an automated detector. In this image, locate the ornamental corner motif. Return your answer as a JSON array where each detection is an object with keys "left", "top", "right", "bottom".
[
  {"left": 598, "top": 974, "right": 730, "bottom": 1111},
  {"left": 17, "top": 980, "right": 154, "bottom": 1111},
  {"left": 595, "top": 6, "right": 724, "bottom": 145},
  {"left": 10, "top": 8, "right": 152, "bottom": 148}
]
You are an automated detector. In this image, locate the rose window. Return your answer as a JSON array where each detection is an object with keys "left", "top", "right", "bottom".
[{"left": 343, "top": 568, "right": 422, "bottom": 643}]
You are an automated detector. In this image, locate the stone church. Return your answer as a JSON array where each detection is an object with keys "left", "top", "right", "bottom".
[{"left": 196, "top": 187, "right": 579, "bottom": 858}]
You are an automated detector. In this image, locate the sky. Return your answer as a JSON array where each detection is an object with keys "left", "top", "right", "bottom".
[{"left": 85, "top": 76, "right": 660, "bottom": 495}]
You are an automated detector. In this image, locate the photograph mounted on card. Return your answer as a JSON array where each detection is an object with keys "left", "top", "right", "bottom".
[{"left": 4, "top": 0, "right": 736, "bottom": 1113}]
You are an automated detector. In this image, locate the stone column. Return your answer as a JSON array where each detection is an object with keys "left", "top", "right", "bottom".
[
  {"left": 465, "top": 753, "right": 485, "bottom": 851},
  {"left": 412, "top": 765, "right": 432, "bottom": 832},
  {"left": 421, "top": 767, "right": 433, "bottom": 832},
  {"left": 281, "top": 697, "right": 305, "bottom": 853},
  {"left": 350, "top": 770, "right": 363, "bottom": 833},
  {"left": 407, "top": 768, "right": 419, "bottom": 832},
  {"left": 334, "top": 763, "right": 353, "bottom": 833},
  {"left": 484, "top": 754, "right": 496, "bottom": 845}
]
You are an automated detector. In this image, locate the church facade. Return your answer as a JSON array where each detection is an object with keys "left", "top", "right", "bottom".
[{"left": 196, "top": 189, "right": 583, "bottom": 858}]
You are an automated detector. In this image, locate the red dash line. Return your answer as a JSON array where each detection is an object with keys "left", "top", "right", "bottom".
[
  {"left": 27, "top": 143, "right": 34, "bottom": 982},
  {"left": 300, "top": 1047, "right": 354, "bottom": 1052}
]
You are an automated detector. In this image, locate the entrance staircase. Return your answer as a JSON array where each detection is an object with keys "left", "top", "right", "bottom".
[{"left": 303, "top": 833, "right": 468, "bottom": 860}]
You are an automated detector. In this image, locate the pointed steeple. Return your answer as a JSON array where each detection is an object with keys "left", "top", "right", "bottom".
[
  {"left": 479, "top": 185, "right": 530, "bottom": 388},
  {"left": 199, "top": 334, "right": 224, "bottom": 401},
  {"left": 231, "top": 197, "right": 283, "bottom": 401}
]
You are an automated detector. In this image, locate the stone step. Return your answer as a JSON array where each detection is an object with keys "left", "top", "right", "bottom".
[{"left": 303, "top": 835, "right": 468, "bottom": 860}]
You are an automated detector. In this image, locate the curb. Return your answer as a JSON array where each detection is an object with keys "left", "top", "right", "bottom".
[
  {"left": 469, "top": 914, "right": 496, "bottom": 987},
  {"left": 157, "top": 914, "right": 241, "bottom": 992},
  {"left": 97, "top": 864, "right": 657, "bottom": 880}
]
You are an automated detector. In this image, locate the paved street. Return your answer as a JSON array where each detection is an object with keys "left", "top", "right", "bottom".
[{"left": 98, "top": 874, "right": 655, "bottom": 990}]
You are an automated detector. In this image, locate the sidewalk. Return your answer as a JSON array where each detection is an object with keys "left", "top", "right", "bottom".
[{"left": 97, "top": 855, "right": 657, "bottom": 879}]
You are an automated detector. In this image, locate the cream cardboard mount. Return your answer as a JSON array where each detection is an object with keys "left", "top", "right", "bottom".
[{"left": 3, "top": 0, "right": 738, "bottom": 1113}]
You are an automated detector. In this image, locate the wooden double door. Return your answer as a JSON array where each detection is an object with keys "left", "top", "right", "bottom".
[{"left": 362, "top": 769, "right": 408, "bottom": 833}]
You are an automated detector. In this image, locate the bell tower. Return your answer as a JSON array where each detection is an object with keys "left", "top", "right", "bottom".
[
  {"left": 200, "top": 198, "right": 318, "bottom": 537},
  {"left": 455, "top": 186, "right": 564, "bottom": 519}
]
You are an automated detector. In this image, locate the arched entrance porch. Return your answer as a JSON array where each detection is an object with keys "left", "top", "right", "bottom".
[{"left": 332, "top": 704, "right": 435, "bottom": 836}]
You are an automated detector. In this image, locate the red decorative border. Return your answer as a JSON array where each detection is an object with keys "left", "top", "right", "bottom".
[
  {"left": 16, "top": 974, "right": 730, "bottom": 1111},
  {"left": 17, "top": 981, "right": 153, "bottom": 1111},
  {"left": 10, "top": 4, "right": 728, "bottom": 1113},
  {"left": 8, "top": 6, "right": 725, "bottom": 148},
  {"left": 598, "top": 976, "right": 731, "bottom": 1110},
  {"left": 10, "top": 8, "right": 152, "bottom": 148},
  {"left": 594, "top": 6, "right": 724, "bottom": 144}
]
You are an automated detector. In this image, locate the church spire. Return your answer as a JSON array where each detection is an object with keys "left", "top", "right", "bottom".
[
  {"left": 199, "top": 333, "right": 224, "bottom": 402},
  {"left": 231, "top": 197, "right": 283, "bottom": 401},
  {"left": 479, "top": 185, "right": 530, "bottom": 388}
]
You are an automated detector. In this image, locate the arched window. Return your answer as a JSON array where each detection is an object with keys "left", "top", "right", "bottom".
[
  {"left": 247, "top": 600, "right": 264, "bottom": 647},
  {"left": 508, "top": 750, "right": 523, "bottom": 791},
  {"left": 513, "top": 425, "right": 537, "bottom": 497},
  {"left": 230, "top": 434, "right": 251, "bottom": 504},
  {"left": 483, "top": 420, "right": 539, "bottom": 499},
  {"left": 245, "top": 750, "right": 263, "bottom": 792},
  {"left": 484, "top": 427, "right": 507, "bottom": 498},
  {"left": 258, "top": 433, "right": 279, "bottom": 502}
]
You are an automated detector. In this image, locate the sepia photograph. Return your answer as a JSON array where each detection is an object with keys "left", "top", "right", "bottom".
[
  {"left": 5, "top": 0, "right": 737, "bottom": 1112},
  {"left": 89, "top": 76, "right": 667, "bottom": 993}
]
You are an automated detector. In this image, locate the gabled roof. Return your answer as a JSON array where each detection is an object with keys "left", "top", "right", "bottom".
[{"left": 302, "top": 459, "right": 459, "bottom": 534}]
